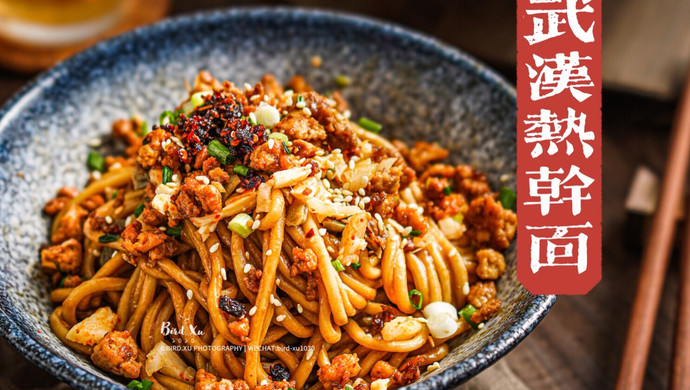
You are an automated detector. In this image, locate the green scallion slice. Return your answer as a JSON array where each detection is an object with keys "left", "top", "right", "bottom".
[
  {"left": 331, "top": 259, "right": 345, "bottom": 272},
  {"left": 98, "top": 234, "right": 119, "bottom": 243},
  {"left": 498, "top": 187, "right": 517, "bottom": 210},
  {"left": 162, "top": 166, "right": 173, "bottom": 184},
  {"left": 228, "top": 213, "right": 255, "bottom": 238},
  {"left": 334, "top": 75, "right": 351, "bottom": 88},
  {"left": 208, "top": 140, "right": 233, "bottom": 165},
  {"left": 409, "top": 229, "right": 422, "bottom": 237},
  {"left": 453, "top": 213, "right": 463, "bottom": 223},
  {"left": 282, "top": 141, "right": 291, "bottom": 155},
  {"left": 233, "top": 164, "right": 249, "bottom": 177},
  {"left": 87, "top": 151, "right": 106, "bottom": 173},
  {"left": 127, "top": 379, "right": 153, "bottom": 390},
  {"left": 133, "top": 203, "right": 145, "bottom": 218},
  {"left": 190, "top": 91, "right": 212, "bottom": 108},
  {"left": 459, "top": 304, "right": 481, "bottom": 330},
  {"left": 296, "top": 95, "right": 304, "bottom": 104},
  {"left": 139, "top": 121, "right": 149, "bottom": 136},
  {"left": 111, "top": 191, "right": 118, "bottom": 200},
  {"left": 344, "top": 385, "right": 354, "bottom": 390},
  {"left": 165, "top": 225, "right": 182, "bottom": 237},
  {"left": 408, "top": 289, "right": 423, "bottom": 310},
  {"left": 352, "top": 262, "right": 361, "bottom": 270},
  {"left": 443, "top": 186, "right": 452, "bottom": 196},
  {"left": 358, "top": 117, "right": 382, "bottom": 133},
  {"left": 269, "top": 132, "right": 289, "bottom": 143},
  {"left": 159, "top": 110, "right": 179, "bottom": 126}
]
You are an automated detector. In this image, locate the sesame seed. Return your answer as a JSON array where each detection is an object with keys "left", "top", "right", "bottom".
[
  {"left": 88, "top": 138, "right": 102, "bottom": 147},
  {"left": 91, "top": 249, "right": 101, "bottom": 256},
  {"left": 249, "top": 306, "right": 257, "bottom": 316},
  {"left": 462, "top": 282, "right": 470, "bottom": 295},
  {"left": 270, "top": 294, "right": 276, "bottom": 304},
  {"left": 263, "top": 94, "right": 269, "bottom": 102},
  {"left": 244, "top": 264, "right": 252, "bottom": 273},
  {"left": 268, "top": 138, "right": 275, "bottom": 149},
  {"left": 209, "top": 243, "right": 220, "bottom": 253},
  {"left": 427, "top": 362, "right": 441, "bottom": 372},
  {"left": 341, "top": 189, "right": 352, "bottom": 196},
  {"left": 274, "top": 300, "right": 282, "bottom": 307},
  {"left": 91, "top": 171, "right": 102, "bottom": 180},
  {"left": 478, "top": 323, "right": 485, "bottom": 329},
  {"left": 358, "top": 188, "right": 366, "bottom": 196},
  {"left": 343, "top": 110, "right": 351, "bottom": 119},
  {"left": 266, "top": 249, "right": 273, "bottom": 256},
  {"left": 327, "top": 246, "right": 335, "bottom": 254},
  {"left": 250, "top": 94, "right": 260, "bottom": 101},
  {"left": 344, "top": 195, "right": 353, "bottom": 203},
  {"left": 276, "top": 314, "right": 286, "bottom": 322},
  {"left": 186, "top": 289, "right": 193, "bottom": 300},
  {"left": 449, "top": 248, "right": 458, "bottom": 257},
  {"left": 363, "top": 175, "right": 369, "bottom": 182},
  {"left": 322, "top": 179, "right": 331, "bottom": 189},
  {"left": 252, "top": 220, "right": 261, "bottom": 230},
  {"left": 319, "top": 228, "right": 327, "bottom": 236},
  {"left": 244, "top": 82, "right": 253, "bottom": 91},
  {"left": 276, "top": 279, "right": 281, "bottom": 285},
  {"left": 111, "top": 251, "right": 117, "bottom": 258},
  {"left": 297, "top": 304, "right": 303, "bottom": 313},
  {"left": 159, "top": 226, "right": 167, "bottom": 231},
  {"left": 303, "top": 107, "right": 312, "bottom": 116},
  {"left": 362, "top": 196, "right": 371, "bottom": 204},
  {"left": 105, "top": 216, "right": 113, "bottom": 224},
  {"left": 221, "top": 268, "right": 227, "bottom": 280},
  {"left": 245, "top": 251, "right": 250, "bottom": 258},
  {"left": 349, "top": 160, "right": 355, "bottom": 170}
]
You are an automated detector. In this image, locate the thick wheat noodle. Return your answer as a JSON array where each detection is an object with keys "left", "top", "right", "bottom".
[
  {"left": 427, "top": 240, "right": 454, "bottom": 304},
  {"left": 158, "top": 258, "right": 208, "bottom": 310},
  {"left": 126, "top": 273, "right": 158, "bottom": 335},
  {"left": 294, "top": 332, "right": 323, "bottom": 389},
  {"left": 152, "top": 299, "right": 175, "bottom": 350},
  {"left": 83, "top": 243, "right": 97, "bottom": 278},
  {"left": 229, "top": 230, "right": 257, "bottom": 301},
  {"left": 342, "top": 283, "right": 368, "bottom": 310},
  {"left": 51, "top": 167, "right": 135, "bottom": 236},
  {"left": 50, "top": 288, "right": 73, "bottom": 303},
  {"left": 116, "top": 267, "right": 141, "bottom": 329},
  {"left": 61, "top": 277, "right": 128, "bottom": 326},
  {"left": 343, "top": 321, "right": 428, "bottom": 352},
  {"left": 388, "top": 352, "right": 409, "bottom": 368},
  {"left": 245, "top": 205, "right": 285, "bottom": 387},
  {"left": 302, "top": 215, "right": 348, "bottom": 325},
  {"left": 182, "top": 220, "right": 212, "bottom": 277},
  {"left": 340, "top": 272, "right": 377, "bottom": 302},
  {"left": 210, "top": 334, "right": 236, "bottom": 379},
  {"left": 381, "top": 232, "right": 401, "bottom": 306},
  {"left": 392, "top": 248, "right": 416, "bottom": 314},
  {"left": 163, "top": 281, "right": 187, "bottom": 327},
  {"left": 406, "top": 252, "right": 430, "bottom": 304},
  {"left": 403, "top": 343, "right": 450, "bottom": 366},
  {"left": 49, "top": 307, "right": 93, "bottom": 355},
  {"left": 429, "top": 222, "right": 469, "bottom": 306},
  {"left": 316, "top": 344, "right": 331, "bottom": 367},
  {"left": 205, "top": 231, "right": 237, "bottom": 345},
  {"left": 275, "top": 275, "right": 319, "bottom": 313},
  {"left": 316, "top": 278, "right": 342, "bottom": 344},
  {"left": 359, "top": 350, "right": 388, "bottom": 376},
  {"left": 418, "top": 250, "right": 443, "bottom": 303},
  {"left": 92, "top": 252, "right": 127, "bottom": 278},
  {"left": 258, "top": 189, "right": 286, "bottom": 230},
  {"left": 269, "top": 341, "right": 301, "bottom": 373},
  {"left": 358, "top": 251, "right": 382, "bottom": 280},
  {"left": 222, "top": 341, "right": 246, "bottom": 379},
  {"left": 140, "top": 292, "right": 168, "bottom": 352},
  {"left": 152, "top": 373, "right": 194, "bottom": 390}
]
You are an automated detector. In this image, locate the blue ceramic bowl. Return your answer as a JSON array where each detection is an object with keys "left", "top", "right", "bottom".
[{"left": 0, "top": 8, "right": 555, "bottom": 390}]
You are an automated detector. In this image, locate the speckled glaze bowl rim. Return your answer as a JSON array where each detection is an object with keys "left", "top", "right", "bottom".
[{"left": 0, "top": 7, "right": 556, "bottom": 390}]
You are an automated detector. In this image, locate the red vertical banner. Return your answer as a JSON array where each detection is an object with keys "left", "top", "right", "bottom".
[{"left": 517, "top": 0, "right": 601, "bottom": 294}]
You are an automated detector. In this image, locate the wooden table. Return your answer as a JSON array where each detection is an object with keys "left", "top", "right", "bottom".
[{"left": 0, "top": 1, "right": 682, "bottom": 389}]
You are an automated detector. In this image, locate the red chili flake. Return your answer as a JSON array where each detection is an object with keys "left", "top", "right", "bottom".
[{"left": 306, "top": 228, "right": 315, "bottom": 238}]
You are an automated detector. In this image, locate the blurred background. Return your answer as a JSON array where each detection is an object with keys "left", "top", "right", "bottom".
[{"left": 0, "top": 0, "right": 685, "bottom": 389}]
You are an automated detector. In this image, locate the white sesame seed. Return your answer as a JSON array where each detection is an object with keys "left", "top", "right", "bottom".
[
  {"left": 319, "top": 228, "right": 327, "bottom": 236},
  {"left": 91, "top": 249, "right": 101, "bottom": 256},
  {"left": 270, "top": 294, "right": 276, "bottom": 304},
  {"left": 358, "top": 188, "right": 366, "bottom": 196},
  {"left": 263, "top": 94, "right": 269, "bottom": 102},
  {"left": 250, "top": 94, "right": 260, "bottom": 101},
  {"left": 297, "top": 304, "right": 303, "bottom": 313},
  {"left": 276, "top": 279, "right": 281, "bottom": 285},
  {"left": 363, "top": 175, "right": 369, "bottom": 182},
  {"left": 91, "top": 171, "right": 102, "bottom": 180},
  {"left": 221, "top": 268, "right": 227, "bottom": 280},
  {"left": 249, "top": 306, "right": 257, "bottom": 316},
  {"left": 186, "top": 289, "right": 193, "bottom": 300},
  {"left": 303, "top": 107, "right": 312, "bottom": 116},
  {"left": 344, "top": 195, "right": 353, "bottom": 203},
  {"left": 276, "top": 314, "right": 286, "bottom": 322},
  {"left": 343, "top": 110, "right": 351, "bottom": 119},
  {"left": 195, "top": 175, "right": 210, "bottom": 185},
  {"left": 252, "top": 219, "right": 261, "bottom": 230},
  {"left": 478, "top": 323, "right": 485, "bottom": 329},
  {"left": 244, "top": 82, "right": 253, "bottom": 91},
  {"left": 159, "top": 226, "right": 167, "bottom": 231},
  {"left": 322, "top": 179, "right": 331, "bottom": 189},
  {"left": 209, "top": 243, "right": 220, "bottom": 253},
  {"left": 274, "top": 299, "right": 282, "bottom": 307},
  {"left": 268, "top": 138, "right": 275, "bottom": 149},
  {"left": 111, "top": 251, "right": 117, "bottom": 259},
  {"left": 266, "top": 249, "right": 273, "bottom": 256},
  {"left": 244, "top": 264, "right": 252, "bottom": 273},
  {"left": 261, "top": 380, "right": 269, "bottom": 386},
  {"left": 427, "top": 362, "right": 441, "bottom": 372},
  {"left": 362, "top": 196, "right": 371, "bottom": 204},
  {"left": 341, "top": 189, "right": 352, "bottom": 196},
  {"left": 88, "top": 138, "right": 101, "bottom": 147},
  {"left": 449, "top": 248, "right": 458, "bottom": 257},
  {"left": 349, "top": 160, "right": 356, "bottom": 170},
  {"left": 462, "top": 282, "right": 470, "bottom": 295},
  {"left": 105, "top": 216, "right": 113, "bottom": 224},
  {"left": 245, "top": 251, "right": 250, "bottom": 258},
  {"left": 327, "top": 246, "right": 335, "bottom": 254}
]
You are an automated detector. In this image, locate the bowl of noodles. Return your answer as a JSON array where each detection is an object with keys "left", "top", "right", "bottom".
[{"left": 0, "top": 8, "right": 555, "bottom": 390}]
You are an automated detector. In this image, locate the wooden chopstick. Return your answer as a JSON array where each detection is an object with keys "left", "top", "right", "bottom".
[
  {"left": 616, "top": 68, "right": 690, "bottom": 390},
  {"left": 672, "top": 200, "right": 690, "bottom": 390}
]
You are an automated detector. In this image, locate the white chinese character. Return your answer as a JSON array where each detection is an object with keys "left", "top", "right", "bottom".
[
  {"left": 524, "top": 107, "right": 594, "bottom": 158},
  {"left": 525, "top": 0, "right": 595, "bottom": 44},
  {"left": 527, "top": 222, "right": 592, "bottom": 274},
  {"left": 525, "top": 165, "right": 594, "bottom": 215},
  {"left": 527, "top": 51, "right": 594, "bottom": 102}
]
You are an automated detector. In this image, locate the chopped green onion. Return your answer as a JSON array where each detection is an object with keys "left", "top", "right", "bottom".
[
  {"left": 443, "top": 186, "right": 452, "bottom": 196},
  {"left": 59, "top": 277, "right": 66, "bottom": 288},
  {"left": 127, "top": 379, "right": 153, "bottom": 390},
  {"left": 498, "top": 187, "right": 517, "bottom": 210},
  {"left": 453, "top": 213, "right": 463, "bottom": 223},
  {"left": 357, "top": 117, "right": 382, "bottom": 134},
  {"left": 344, "top": 385, "right": 355, "bottom": 390},
  {"left": 165, "top": 225, "right": 182, "bottom": 237},
  {"left": 139, "top": 121, "right": 149, "bottom": 136},
  {"left": 190, "top": 91, "right": 212, "bottom": 108},
  {"left": 269, "top": 132, "right": 289, "bottom": 143},
  {"left": 111, "top": 191, "right": 118, "bottom": 200},
  {"left": 296, "top": 95, "right": 304, "bottom": 104},
  {"left": 134, "top": 203, "right": 145, "bottom": 218},
  {"left": 282, "top": 141, "right": 291, "bottom": 155},
  {"left": 87, "top": 151, "right": 106, "bottom": 172},
  {"left": 408, "top": 289, "right": 423, "bottom": 310},
  {"left": 98, "top": 234, "right": 119, "bottom": 243},
  {"left": 459, "top": 304, "right": 481, "bottom": 330},
  {"left": 233, "top": 164, "right": 249, "bottom": 177},
  {"left": 323, "top": 219, "right": 346, "bottom": 233},
  {"left": 159, "top": 110, "right": 179, "bottom": 126},
  {"left": 331, "top": 259, "right": 345, "bottom": 272},
  {"left": 352, "top": 262, "right": 361, "bottom": 270},
  {"left": 162, "top": 166, "right": 173, "bottom": 184},
  {"left": 334, "top": 75, "right": 351, "bottom": 88},
  {"left": 228, "top": 213, "right": 255, "bottom": 238},
  {"left": 409, "top": 229, "right": 422, "bottom": 237},
  {"left": 208, "top": 140, "right": 234, "bottom": 165}
]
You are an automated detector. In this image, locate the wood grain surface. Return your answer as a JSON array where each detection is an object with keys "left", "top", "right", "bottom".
[{"left": 0, "top": 1, "right": 682, "bottom": 390}]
